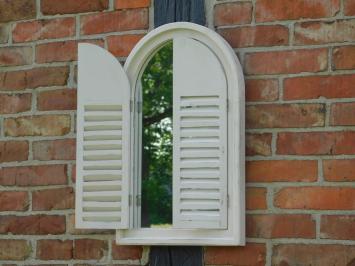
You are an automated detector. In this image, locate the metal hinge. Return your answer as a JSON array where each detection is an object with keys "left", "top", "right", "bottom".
[
  {"left": 136, "top": 195, "right": 141, "bottom": 206},
  {"left": 130, "top": 100, "right": 133, "bottom": 112},
  {"left": 137, "top": 101, "right": 142, "bottom": 113}
]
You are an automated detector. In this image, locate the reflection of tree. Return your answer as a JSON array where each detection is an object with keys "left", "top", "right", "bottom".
[{"left": 141, "top": 42, "right": 173, "bottom": 227}]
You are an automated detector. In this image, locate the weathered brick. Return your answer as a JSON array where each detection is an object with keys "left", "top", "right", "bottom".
[
  {"left": 0, "top": 141, "right": 28, "bottom": 162},
  {"left": 107, "top": 34, "right": 144, "bottom": 57},
  {"left": 0, "top": 240, "right": 31, "bottom": 260},
  {"left": 321, "top": 215, "right": 355, "bottom": 240},
  {"left": 246, "top": 79, "right": 279, "bottom": 102},
  {"left": 74, "top": 239, "right": 108, "bottom": 260},
  {"left": 36, "top": 39, "right": 104, "bottom": 63},
  {"left": 32, "top": 187, "right": 74, "bottom": 211},
  {"left": 0, "top": 66, "right": 69, "bottom": 91},
  {"left": 37, "top": 89, "right": 77, "bottom": 111},
  {"left": 219, "top": 25, "right": 288, "bottom": 48},
  {"left": 0, "top": 23, "right": 10, "bottom": 43},
  {"left": 246, "top": 160, "right": 318, "bottom": 182},
  {"left": 0, "top": 215, "right": 65, "bottom": 235},
  {"left": 214, "top": 2, "right": 252, "bottom": 26},
  {"left": 0, "top": 46, "right": 32, "bottom": 66},
  {"left": 33, "top": 139, "right": 76, "bottom": 160},
  {"left": 246, "top": 187, "right": 267, "bottom": 210},
  {"left": 0, "top": 165, "right": 67, "bottom": 186},
  {"left": 67, "top": 214, "right": 113, "bottom": 235},
  {"left": 0, "top": 93, "right": 31, "bottom": 114},
  {"left": 330, "top": 102, "right": 355, "bottom": 126},
  {"left": 272, "top": 244, "right": 355, "bottom": 266},
  {"left": 37, "top": 240, "right": 73, "bottom": 260},
  {"left": 245, "top": 49, "right": 327, "bottom": 75},
  {"left": 323, "top": 159, "right": 355, "bottom": 181},
  {"left": 115, "top": 0, "right": 150, "bottom": 9},
  {"left": 81, "top": 9, "right": 148, "bottom": 35},
  {"left": 112, "top": 243, "right": 142, "bottom": 260},
  {"left": 246, "top": 104, "right": 325, "bottom": 129},
  {"left": 0, "top": 191, "right": 28, "bottom": 211},
  {"left": 274, "top": 187, "right": 355, "bottom": 210},
  {"left": 246, "top": 133, "right": 272, "bottom": 156},
  {"left": 205, "top": 243, "right": 266, "bottom": 265},
  {"left": 284, "top": 74, "right": 355, "bottom": 100},
  {"left": 4, "top": 115, "right": 71, "bottom": 137},
  {"left": 277, "top": 131, "right": 355, "bottom": 155},
  {"left": 13, "top": 18, "right": 75, "bottom": 43},
  {"left": 256, "top": 0, "right": 340, "bottom": 22},
  {"left": 41, "top": 0, "right": 109, "bottom": 15},
  {"left": 345, "top": 0, "right": 355, "bottom": 15},
  {"left": 333, "top": 45, "right": 355, "bottom": 70},
  {"left": 247, "top": 214, "right": 315, "bottom": 239},
  {"left": 295, "top": 19, "right": 355, "bottom": 45},
  {"left": 0, "top": 0, "right": 36, "bottom": 23}
]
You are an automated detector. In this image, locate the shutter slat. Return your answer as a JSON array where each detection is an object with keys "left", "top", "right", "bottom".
[
  {"left": 76, "top": 43, "right": 130, "bottom": 229},
  {"left": 173, "top": 37, "right": 228, "bottom": 229}
]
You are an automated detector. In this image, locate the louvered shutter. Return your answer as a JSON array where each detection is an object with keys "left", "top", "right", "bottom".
[
  {"left": 76, "top": 44, "right": 130, "bottom": 229},
  {"left": 173, "top": 37, "right": 228, "bottom": 229}
]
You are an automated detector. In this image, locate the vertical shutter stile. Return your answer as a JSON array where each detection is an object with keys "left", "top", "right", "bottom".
[
  {"left": 76, "top": 44, "right": 130, "bottom": 229},
  {"left": 173, "top": 37, "right": 228, "bottom": 229}
]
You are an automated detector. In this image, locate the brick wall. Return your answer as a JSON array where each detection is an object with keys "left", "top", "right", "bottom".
[{"left": 0, "top": 0, "right": 354, "bottom": 265}]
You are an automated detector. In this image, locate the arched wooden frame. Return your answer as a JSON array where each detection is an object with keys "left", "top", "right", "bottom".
[{"left": 117, "top": 22, "right": 245, "bottom": 245}]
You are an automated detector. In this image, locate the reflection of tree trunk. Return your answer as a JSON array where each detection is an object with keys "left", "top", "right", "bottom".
[{"left": 143, "top": 108, "right": 172, "bottom": 127}]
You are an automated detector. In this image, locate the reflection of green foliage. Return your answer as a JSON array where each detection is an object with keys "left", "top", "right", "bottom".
[{"left": 141, "top": 41, "right": 173, "bottom": 227}]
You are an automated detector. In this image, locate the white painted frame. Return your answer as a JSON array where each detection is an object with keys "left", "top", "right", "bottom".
[{"left": 116, "top": 22, "right": 245, "bottom": 246}]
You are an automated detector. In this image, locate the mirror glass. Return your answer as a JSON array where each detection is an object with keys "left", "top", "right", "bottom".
[{"left": 140, "top": 41, "right": 173, "bottom": 228}]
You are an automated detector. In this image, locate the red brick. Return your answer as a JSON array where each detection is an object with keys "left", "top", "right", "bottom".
[
  {"left": 33, "top": 139, "right": 75, "bottom": 160},
  {"left": 246, "top": 133, "right": 272, "bottom": 156},
  {"left": 81, "top": 9, "right": 148, "bottom": 35},
  {"left": 330, "top": 102, "right": 355, "bottom": 126},
  {"left": 272, "top": 244, "right": 355, "bottom": 266},
  {"left": 256, "top": 0, "right": 340, "bottom": 22},
  {"left": 323, "top": 159, "right": 355, "bottom": 181},
  {"left": 32, "top": 187, "right": 74, "bottom": 211},
  {"left": 277, "top": 131, "right": 355, "bottom": 155},
  {"left": 115, "top": 0, "right": 150, "bottom": 9},
  {"left": 333, "top": 45, "right": 355, "bottom": 70},
  {"left": 41, "top": 0, "right": 109, "bottom": 15},
  {"left": 295, "top": 19, "right": 355, "bottom": 45},
  {"left": 0, "top": 66, "right": 69, "bottom": 91},
  {"left": 345, "top": 0, "right": 355, "bottom": 15},
  {"left": 0, "top": 240, "right": 31, "bottom": 260},
  {"left": 0, "top": 191, "right": 28, "bottom": 211},
  {"left": 107, "top": 34, "right": 144, "bottom": 57},
  {"left": 0, "top": 46, "right": 32, "bottom": 66},
  {"left": 0, "top": 215, "right": 65, "bottom": 235},
  {"left": 284, "top": 74, "right": 355, "bottom": 100},
  {"left": 13, "top": 18, "right": 75, "bottom": 43},
  {"left": 274, "top": 187, "right": 355, "bottom": 210},
  {"left": 246, "top": 160, "right": 318, "bottom": 182},
  {"left": 0, "top": 93, "right": 31, "bottom": 114},
  {"left": 74, "top": 239, "right": 108, "bottom": 260},
  {"left": 36, "top": 39, "right": 104, "bottom": 63},
  {"left": 0, "top": 141, "right": 28, "bottom": 162},
  {"left": 219, "top": 25, "right": 288, "bottom": 48},
  {"left": 0, "top": 0, "right": 36, "bottom": 23},
  {"left": 37, "top": 240, "right": 73, "bottom": 260},
  {"left": 246, "top": 187, "right": 267, "bottom": 210},
  {"left": 247, "top": 214, "right": 315, "bottom": 239},
  {"left": 214, "top": 2, "right": 252, "bottom": 26},
  {"left": 246, "top": 104, "right": 325, "bottom": 129},
  {"left": 0, "top": 165, "right": 67, "bottom": 186},
  {"left": 0, "top": 23, "right": 10, "bottom": 43},
  {"left": 321, "top": 215, "right": 355, "bottom": 240},
  {"left": 246, "top": 79, "right": 279, "bottom": 102},
  {"left": 245, "top": 49, "right": 327, "bottom": 75},
  {"left": 205, "top": 243, "right": 266, "bottom": 265},
  {"left": 4, "top": 115, "right": 71, "bottom": 137},
  {"left": 37, "top": 89, "right": 77, "bottom": 111},
  {"left": 112, "top": 243, "right": 142, "bottom": 260},
  {"left": 67, "top": 214, "right": 113, "bottom": 235}
]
